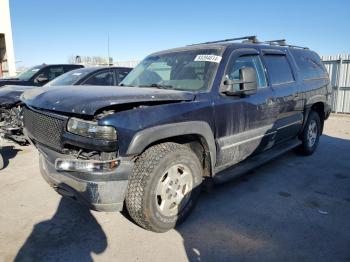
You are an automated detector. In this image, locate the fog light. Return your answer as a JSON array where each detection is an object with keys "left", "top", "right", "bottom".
[{"left": 55, "top": 159, "right": 120, "bottom": 173}]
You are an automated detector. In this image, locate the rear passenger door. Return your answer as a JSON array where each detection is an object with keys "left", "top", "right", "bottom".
[{"left": 262, "top": 50, "right": 303, "bottom": 143}]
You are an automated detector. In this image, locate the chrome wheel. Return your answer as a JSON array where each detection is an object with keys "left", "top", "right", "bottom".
[
  {"left": 155, "top": 164, "right": 193, "bottom": 217},
  {"left": 307, "top": 119, "right": 318, "bottom": 147}
]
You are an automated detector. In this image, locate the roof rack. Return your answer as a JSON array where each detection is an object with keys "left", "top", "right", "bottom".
[
  {"left": 189, "top": 35, "right": 258, "bottom": 46},
  {"left": 263, "top": 39, "right": 287, "bottom": 46},
  {"left": 189, "top": 36, "right": 309, "bottom": 49}
]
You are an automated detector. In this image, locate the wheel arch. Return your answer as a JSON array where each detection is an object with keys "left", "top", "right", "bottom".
[
  {"left": 126, "top": 121, "right": 216, "bottom": 176},
  {"left": 303, "top": 101, "right": 326, "bottom": 134}
]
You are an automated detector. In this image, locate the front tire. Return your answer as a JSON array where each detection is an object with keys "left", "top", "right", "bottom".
[
  {"left": 125, "top": 142, "right": 203, "bottom": 232},
  {"left": 297, "top": 111, "right": 321, "bottom": 155}
]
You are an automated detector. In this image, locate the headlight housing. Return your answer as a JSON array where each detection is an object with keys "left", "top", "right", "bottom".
[{"left": 67, "top": 118, "right": 117, "bottom": 140}]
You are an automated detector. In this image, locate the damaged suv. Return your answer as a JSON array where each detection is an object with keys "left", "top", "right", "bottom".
[{"left": 21, "top": 36, "right": 331, "bottom": 232}]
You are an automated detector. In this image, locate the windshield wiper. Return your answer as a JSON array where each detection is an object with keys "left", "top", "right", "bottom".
[{"left": 138, "top": 83, "right": 174, "bottom": 89}]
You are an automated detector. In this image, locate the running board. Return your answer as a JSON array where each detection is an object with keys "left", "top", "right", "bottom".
[{"left": 213, "top": 138, "right": 302, "bottom": 184}]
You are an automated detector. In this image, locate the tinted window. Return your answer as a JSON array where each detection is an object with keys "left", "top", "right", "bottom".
[
  {"left": 116, "top": 69, "right": 131, "bottom": 84},
  {"left": 46, "top": 68, "right": 92, "bottom": 86},
  {"left": 226, "top": 55, "right": 267, "bottom": 91},
  {"left": 83, "top": 70, "right": 115, "bottom": 85},
  {"left": 40, "top": 66, "right": 65, "bottom": 81},
  {"left": 291, "top": 50, "right": 327, "bottom": 80},
  {"left": 16, "top": 65, "right": 43, "bottom": 80},
  {"left": 264, "top": 55, "right": 294, "bottom": 85},
  {"left": 63, "top": 65, "right": 82, "bottom": 72}
]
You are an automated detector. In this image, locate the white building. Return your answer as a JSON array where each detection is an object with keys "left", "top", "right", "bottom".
[{"left": 0, "top": 0, "right": 16, "bottom": 77}]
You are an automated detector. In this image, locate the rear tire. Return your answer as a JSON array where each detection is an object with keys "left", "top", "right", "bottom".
[
  {"left": 297, "top": 111, "right": 321, "bottom": 155},
  {"left": 125, "top": 142, "right": 203, "bottom": 232}
]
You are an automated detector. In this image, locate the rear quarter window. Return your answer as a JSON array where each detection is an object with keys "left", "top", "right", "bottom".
[
  {"left": 264, "top": 55, "right": 294, "bottom": 85},
  {"left": 291, "top": 50, "right": 328, "bottom": 80}
]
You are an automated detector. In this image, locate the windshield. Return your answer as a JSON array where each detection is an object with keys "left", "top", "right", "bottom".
[
  {"left": 45, "top": 68, "right": 91, "bottom": 86},
  {"left": 16, "top": 65, "right": 43, "bottom": 81},
  {"left": 120, "top": 48, "right": 222, "bottom": 91}
]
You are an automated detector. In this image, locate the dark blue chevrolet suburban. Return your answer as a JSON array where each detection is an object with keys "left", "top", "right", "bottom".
[{"left": 21, "top": 36, "right": 332, "bottom": 232}]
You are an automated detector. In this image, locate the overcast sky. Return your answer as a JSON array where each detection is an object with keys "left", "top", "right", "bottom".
[{"left": 10, "top": 0, "right": 350, "bottom": 67}]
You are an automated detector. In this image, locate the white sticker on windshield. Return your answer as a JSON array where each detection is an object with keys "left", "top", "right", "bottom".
[
  {"left": 194, "top": 55, "right": 222, "bottom": 63},
  {"left": 31, "top": 69, "right": 40, "bottom": 72},
  {"left": 72, "top": 73, "right": 82, "bottom": 76}
]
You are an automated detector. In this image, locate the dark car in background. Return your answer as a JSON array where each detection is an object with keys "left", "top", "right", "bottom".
[
  {"left": 0, "top": 64, "right": 84, "bottom": 87},
  {"left": 0, "top": 66, "right": 132, "bottom": 144}
]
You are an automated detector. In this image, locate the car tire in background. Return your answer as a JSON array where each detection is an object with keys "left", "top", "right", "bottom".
[{"left": 125, "top": 142, "right": 203, "bottom": 232}]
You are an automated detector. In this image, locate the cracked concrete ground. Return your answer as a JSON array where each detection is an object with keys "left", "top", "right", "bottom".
[{"left": 0, "top": 115, "right": 349, "bottom": 262}]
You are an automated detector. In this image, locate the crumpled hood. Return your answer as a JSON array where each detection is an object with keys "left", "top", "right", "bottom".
[
  {"left": 21, "top": 85, "right": 195, "bottom": 116},
  {"left": 0, "top": 85, "right": 36, "bottom": 106}
]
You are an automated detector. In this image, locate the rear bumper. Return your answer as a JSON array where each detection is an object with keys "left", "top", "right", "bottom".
[{"left": 38, "top": 148, "right": 133, "bottom": 212}]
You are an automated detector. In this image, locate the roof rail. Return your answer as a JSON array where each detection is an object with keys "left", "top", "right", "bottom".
[
  {"left": 264, "top": 39, "right": 287, "bottom": 46},
  {"left": 189, "top": 35, "right": 258, "bottom": 46},
  {"left": 263, "top": 39, "right": 309, "bottom": 49},
  {"left": 188, "top": 36, "right": 309, "bottom": 49}
]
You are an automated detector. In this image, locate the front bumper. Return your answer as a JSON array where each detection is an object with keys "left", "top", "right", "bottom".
[{"left": 38, "top": 146, "right": 134, "bottom": 212}]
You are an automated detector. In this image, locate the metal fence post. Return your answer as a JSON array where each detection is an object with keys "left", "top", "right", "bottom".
[{"left": 335, "top": 58, "right": 343, "bottom": 114}]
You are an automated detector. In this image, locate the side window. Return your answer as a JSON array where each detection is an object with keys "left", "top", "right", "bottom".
[
  {"left": 83, "top": 70, "right": 115, "bottom": 86},
  {"left": 226, "top": 55, "right": 267, "bottom": 91},
  {"left": 116, "top": 69, "right": 131, "bottom": 84},
  {"left": 291, "top": 50, "right": 327, "bottom": 80},
  {"left": 264, "top": 55, "right": 294, "bottom": 85},
  {"left": 63, "top": 65, "right": 80, "bottom": 73},
  {"left": 40, "top": 66, "right": 65, "bottom": 81}
]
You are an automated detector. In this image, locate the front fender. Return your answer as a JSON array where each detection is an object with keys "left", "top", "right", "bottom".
[{"left": 126, "top": 121, "right": 216, "bottom": 170}]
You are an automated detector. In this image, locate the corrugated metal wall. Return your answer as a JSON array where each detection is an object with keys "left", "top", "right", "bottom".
[{"left": 322, "top": 54, "right": 350, "bottom": 113}]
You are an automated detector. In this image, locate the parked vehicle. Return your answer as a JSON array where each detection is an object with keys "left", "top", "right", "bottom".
[
  {"left": 0, "top": 64, "right": 84, "bottom": 87},
  {"left": 0, "top": 66, "right": 131, "bottom": 144},
  {"left": 21, "top": 36, "right": 332, "bottom": 232}
]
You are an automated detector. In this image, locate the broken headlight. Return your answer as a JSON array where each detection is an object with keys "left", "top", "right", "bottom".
[{"left": 67, "top": 118, "right": 117, "bottom": 140}]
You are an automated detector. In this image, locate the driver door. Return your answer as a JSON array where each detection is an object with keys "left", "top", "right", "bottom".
[{"left": 213, "top": 48, "right": 279, "bottom": 171}]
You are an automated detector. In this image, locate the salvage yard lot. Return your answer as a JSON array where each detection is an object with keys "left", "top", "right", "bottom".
[{"left": 0, "top": 115, "right": 349, "bottom": 262}]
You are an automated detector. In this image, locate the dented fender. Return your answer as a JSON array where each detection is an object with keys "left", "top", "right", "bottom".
[{"left": 126, "top": 121, "right": 216, "bottom": 173}]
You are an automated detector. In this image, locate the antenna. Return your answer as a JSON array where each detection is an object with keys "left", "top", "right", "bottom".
[{"left": 107, "top": 33, "right": 110, "bottom": 67}]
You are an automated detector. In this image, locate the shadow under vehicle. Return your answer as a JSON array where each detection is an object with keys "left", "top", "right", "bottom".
[
  {"left": 21, "top": 36, "right": 332, "bottom": 232},
  {"left": 0, "top": 66, "right": 131, "bottom": 144}
]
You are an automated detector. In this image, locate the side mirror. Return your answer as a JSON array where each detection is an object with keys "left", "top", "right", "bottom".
[
  {"left": 35, "top": 74, "right": 49, "bottom": 84},
  {"left": 222, "top": 67, "right": 258, "bottom": 96}
]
